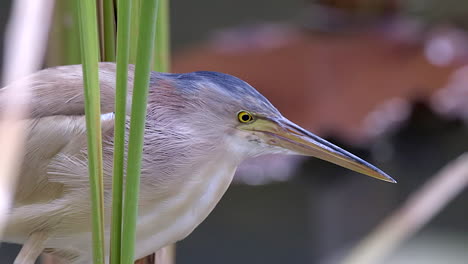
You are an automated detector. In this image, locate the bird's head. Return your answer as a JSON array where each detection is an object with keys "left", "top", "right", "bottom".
[{"left": 150, "top": 71, "right": 395, "bottom": 183}]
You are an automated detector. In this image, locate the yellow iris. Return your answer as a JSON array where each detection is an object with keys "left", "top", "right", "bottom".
[{"left": 238, "top": 111, "right": 253, "bottom": 123}]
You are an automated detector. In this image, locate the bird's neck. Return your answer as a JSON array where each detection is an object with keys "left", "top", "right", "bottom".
[
  {"left": 137, "top": 128, "right": 242, "bottom": 202},
  {"left": 132, "top": 149, "right": 238, "bottom": 258}
]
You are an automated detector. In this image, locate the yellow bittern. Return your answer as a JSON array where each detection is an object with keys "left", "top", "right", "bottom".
[{"left": 1, "top": 63, "right": 395, "bottom": 263}]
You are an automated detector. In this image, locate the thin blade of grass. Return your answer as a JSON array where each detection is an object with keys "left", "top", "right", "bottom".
[
  {"left": 129, "top": 0, "right": 142, "bottom": 64},
  {"left": 76, "top": 1, "right": 106, "bottom": 263},
  {"left": 121, "top": 0, "right": 159, "bottom": 263},
  {"left": 153, "top": 0, "right": 170, "bottom": 72},
  {"left": 110, "top": 0, "right": 133, "bottom": 263},
  {"left": 45, "top": 0, "right": 81, "bottom": 67},
  {"left": 102, "top": 0, "right": 116, "bottom": 61},
  {"left": 145, "top": 0, "right": 174, "bottom": 263},
  {"left": 64, "top": 0, "right": 82, "bottom": 65},
  {"left": 341, "top": 153, "right": 468, "bottom": 264},
  {"left": 44, "top": 0, "right": 65, "bottom": 67},
  {"left": 97, "top": 0, "right": 105, "bottom": 57}
]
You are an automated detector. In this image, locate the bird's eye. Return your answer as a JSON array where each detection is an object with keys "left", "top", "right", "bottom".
[{"left": 238, "top": 111, "right": 253, "bottom": 123}]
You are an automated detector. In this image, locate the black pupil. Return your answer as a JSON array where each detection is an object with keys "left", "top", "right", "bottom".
[{"left": 241, "top": 114, "right": 250, "bottom": 122}]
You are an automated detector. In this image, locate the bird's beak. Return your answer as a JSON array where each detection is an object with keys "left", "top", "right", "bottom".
[{"left": 242, "top": 118, "right": 396, "bottom": 183}]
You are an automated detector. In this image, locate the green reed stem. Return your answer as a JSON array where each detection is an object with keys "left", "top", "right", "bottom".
[
  {"left": 110, "top": 0, "right": 133, "bottom": 263},
  {"left": 76, "top": 0, "right": 105, "bottom": 263},
  {"left": 102, "top": 0, "right": 116, "bottom": 61},
  {"left": 129, "top": 0, "right": 142, "bottom": 64},
  {"left": 153, "top": 0, "right": 170, "bottom": 72},
  {"left": 121, "top": 0, "right": 160, "bottom": 263}
]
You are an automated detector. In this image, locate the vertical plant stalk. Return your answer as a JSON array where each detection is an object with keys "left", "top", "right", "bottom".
[
  {"left": 129, "top": 0, "right": 142, "bottom": 64},
  {"left": 97, "top": 0, "right": 104, "bottom": 55},
  {"left": 65, "top": 0, "right": 82, "bottom": 65},
  {"left": 0, "top": 0, "right": 54, "bottom": 238},
  {"left": 102, "top": 0, "right": 116, "bottom": 61},
  {"left": 46, "top": 0, "right": 83, "bottom": 67},
  {"left": 110, "top": 0, "right": 133, "bottom": 263},
  {"left": 149, "top": 0, "right": 174, "bottom": 263},
  {"left": 76, "top": 0, "right": 106, "bottom": 263},
  {"left": 341, "top": 153, "right": 468, "bottom": 264},
  {"left": 153, "top": 0, "right": 170, "bottom": 72},
  {"left": 44, "top": 0, "right": 65, "bottom": 67},
  {"left": 155, "top": 245, "right": 175, "bottom": 264},
  {"left": 121, "top": 0, "right": 159, "bottom": 264}
]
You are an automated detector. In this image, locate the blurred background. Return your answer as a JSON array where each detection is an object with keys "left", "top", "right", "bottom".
[{"left": 2, "top": 0, "right": 468, "bottom": 263}]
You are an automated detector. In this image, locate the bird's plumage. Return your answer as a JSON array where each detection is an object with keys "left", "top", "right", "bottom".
[
  {"left": 3, "top": 63, "right": 285, "bottom": 263},
  {"left": 2, "top": 63, "right": 394, "bottom": 263}
]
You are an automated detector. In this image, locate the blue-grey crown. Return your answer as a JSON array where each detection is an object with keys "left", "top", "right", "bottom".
[{"left": 151, "top": 70, "right": 280, "bottom": 115}]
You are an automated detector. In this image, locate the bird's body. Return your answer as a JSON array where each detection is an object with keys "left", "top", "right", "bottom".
[
  {"left": 2, "top": 63, "right": 394, "bottom": 263},
  {"left": 6, "top": 115, "right": 238, "bottom": 263}
]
